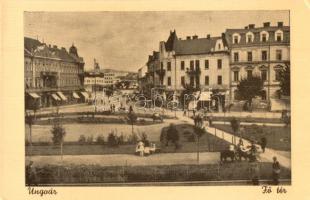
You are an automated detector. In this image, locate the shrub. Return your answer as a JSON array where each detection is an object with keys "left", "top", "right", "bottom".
[
  {"left": 107, "top": 131, "right": 118, "bottom": 147},
  {"left": 96, "top": 135, "right": 105, "bottom": 145},
  {"left": 117, "top": 134, "right": 125, "bottom": 145},
  {"left": 127, "top": 132, "right": 138, "bottom": 144},
  {"left": 139, "top": 132, "right": 150, "bottom": 147},
  {"left": 78, "top": 135, "right": 87, "bottom": 144},
  {"left": 86, "top": 135, "right": 94, "bottom": 144}
]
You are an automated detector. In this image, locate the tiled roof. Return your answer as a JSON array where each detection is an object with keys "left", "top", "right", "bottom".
[
  {"left": 24, "top": 37, "right": 42, "bottom": 52},
  {"left": 164, "top": 31, "right": 227, "bottom": 55},
  {"left": 174, "top": 37, "right": 222, "bottom": 55}
]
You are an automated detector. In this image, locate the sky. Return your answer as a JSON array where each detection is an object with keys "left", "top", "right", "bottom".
[{"left": 24, "top": 11, "right": 289, "bottom": 72}]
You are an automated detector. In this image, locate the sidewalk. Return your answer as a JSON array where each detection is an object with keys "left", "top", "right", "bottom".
[{"left": 175, "top": 113, "right": 291, "bottom": 169}]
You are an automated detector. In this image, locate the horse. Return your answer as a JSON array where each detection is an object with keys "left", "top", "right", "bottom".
[{"left": 220, "top": 150, "right": 236, "bottom": 163}]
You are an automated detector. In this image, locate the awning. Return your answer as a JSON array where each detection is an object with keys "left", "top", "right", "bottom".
[
  {"left": 28, "top": 92, "right": 40, "bottom": 99},
  {"left": 80, "top": 92, "right": 89, "bottom": 99},
  {"left": 57, "top": 92, "right": 68, "bottom": 101},
  {"left": 199, "top": 91, "right": 211, "bottom": 101},
  {"left": 51, "top": 93, "right": 61, "bottom": 101},
  {"left": 73, "top": 92, "right": 80, "bottom": 99}
]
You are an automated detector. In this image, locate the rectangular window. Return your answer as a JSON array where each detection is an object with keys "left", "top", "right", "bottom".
[
  {"left": 247, "top": 35, "right": 252, "bottom": 43},
  {"left": 261, "top": 70, "right": 267, "bottom": 81},
  {"left": 233, "top": 36, "right": 238, "bottom": 44},
  {"left": 262, "top": 34, "right": 267, "bottom": 42},
  {"left": 276, "top": 50, "right": 282, "bottom": 61},
  {"left": 233, "top": 71, "right": 239, "bottom": 82},
  {"left": 234, "top": 52, "right": 239, "bottom": 62},
  {"left": 167, "top": 77, "right": 171, "bottom": 86},
  {"left": 247, "top": 70, "right": 253, "bottom": 79},
  {"left": 190, "top": 60, "right": 194, "bottom": 70},
  {"left": 195, "top": 60, "right": 200, "bottom": 68},
  {"left": 217, "top": 59, "right": 222, "bottom": 69},
  {"left": 262, "top": 51, "right": 268, "bottom": 61},
  {"left": 167, "top": 62, "right": 171, "bottom": 71},
  {"left": 181, "top": 76, "right": 185, "bottom": 86},
  {"left": 217, "top": 76, "right": 222, "bottom": 85},
  {"left": 247, "top": 52, "right": 253, "bottom": 62},
  {"left": 205, "top": 76, "right": 209, "bottom": 85},
  {"left": 181, "top": 61, "right": 185, "bottom": 70},
  {"left": 276, "top": 33, "right": 282, "bottom": 42},
  {"left": 160, "top": 62, "right": 163, "bottom": 69},
  {"left": 205, "top": 60, "right": 209, "bottom": 69}
]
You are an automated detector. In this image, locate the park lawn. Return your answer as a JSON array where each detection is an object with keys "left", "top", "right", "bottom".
[
  {"left": 209, "top": 116, "right": 283, "bottom": 124},
  {"left": 26, "top": 124, "right": 230, "bottom": 156},
  {"left": 213, "top": 124, "right": 291, "bottom": 151},
  {"left": 27, "top": 162, "right": 291, "bottom": 185}
]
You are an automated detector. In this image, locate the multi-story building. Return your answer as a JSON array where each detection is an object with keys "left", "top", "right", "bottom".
[
  {"left": 24, "top": 37, "right": 85, "bottom": 109},
  {"left": 158, "top": 30, "right": 230, "bottom": 109},
  {"left": 225, "top": 22, "right": 290, "bottom": 102}
]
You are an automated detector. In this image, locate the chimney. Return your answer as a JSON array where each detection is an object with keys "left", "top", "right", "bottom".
[
  {"left": 263, "top": 22, "right": 270, "bottom": 27},
  {"left": 186, "top": 36, "right": 191, "bottom": 40},
  {"left": 53, "top": 45, "right": 58, "bottom": 49},
  {"left": 278, "top": 22, "right": 283, "bottom": 27},
  {"left": 244, "top": 26, "right": 248, "bottom": 29},
  {"left": 207, "top": 34, "right": 211, "bottom": 39},
  {"left": 248, "top": 24, "right": 255, "bottom": 29},
  {"left": 193, "top": 35, "right": 198, "bottom": 39}
]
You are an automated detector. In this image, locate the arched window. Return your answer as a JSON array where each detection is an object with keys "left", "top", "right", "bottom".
[
  {"left": 246, "top": 32, "right": 254, "bottom": 43},
  {"left": 260, "top": 31, "right": 269, "bottom": 42},
  {"left": 232, "top": 33, "right": 241, "bottom": 44},
  {"left": 275, "top": 30, "right": 284, "bottom": 42}
]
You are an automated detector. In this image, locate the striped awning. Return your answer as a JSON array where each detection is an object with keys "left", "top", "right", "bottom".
[
  {"left": 51, "top": 93, "right": 61, "bottom": 101},
  {"left": 80, "top": 92, "right": 89, "bottom": 99},
  {"left": 57, "top": 92, "right": 67, "bottom": 101},
  {"left": 28, "top": 92, "right": 40, "bottom": 99},
  {"left": 73, "top": 92, "right": 80, "bottom": 99}
]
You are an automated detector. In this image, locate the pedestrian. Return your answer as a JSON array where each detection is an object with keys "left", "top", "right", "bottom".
[
  {"left": 260, "top": 137, "right": 267, "bottom": 153},
  {"left": 26, "top": 161, "right": 37, "bottom": 186},
  {"left": 129, "top": 105, "right": 133, "bottom": 113},
  {"left": 183, "top": 110, "right": 186, "bottom": 116},
  {"left": 193, "top": 109, "right": 196, "bottom": 117},
  {"left": 272, "top": 156, "right": 281, "bottom": 185}
]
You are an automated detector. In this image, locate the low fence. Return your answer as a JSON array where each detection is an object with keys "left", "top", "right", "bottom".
[{"left": 26, "top": 162, "right": 291, "bottom": 185}]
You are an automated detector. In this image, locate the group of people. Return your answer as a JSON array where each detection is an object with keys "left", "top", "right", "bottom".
[{"left": 135, "top": 141, "right": 156, "bottom": 157}]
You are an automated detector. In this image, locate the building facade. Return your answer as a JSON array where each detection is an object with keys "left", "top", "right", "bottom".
[
  {"left": 225, "top": 22, "right": 290, "bottom": 102},
  {"left": 24, "top": 37, "right": 85, "bottom": 109},
  {"left": 158, "top": 30, "right": 231, "bottom": 109}
]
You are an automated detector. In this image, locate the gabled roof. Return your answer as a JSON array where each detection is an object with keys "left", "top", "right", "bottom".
[
  {"left": 163, "top": 31, "right": 227, "bottom": 55},
  {"left": 174, "top": 37, "right": 222, "bottom": 55}
]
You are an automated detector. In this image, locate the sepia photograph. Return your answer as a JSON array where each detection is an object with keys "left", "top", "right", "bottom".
[{"left": 23, "top": 10, "right": 291, "bottom": 186}]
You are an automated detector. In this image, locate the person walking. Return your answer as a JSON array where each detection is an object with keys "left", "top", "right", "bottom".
[
  {"left": 272, "top": 156, "right": 281, "bottom": 185},
  {"left": 260, "top": 137, "right": 267, "bottom": 153}
]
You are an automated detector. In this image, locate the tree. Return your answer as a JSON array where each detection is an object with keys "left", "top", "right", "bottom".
[
  {"left": 236, "top": 76, "right": 264, "bottom": 111},
  {"left": 127, "top": 111, "right": 137, "bottom": 134},
  {"left": 193, "top": 115, "right": 206, "bottom": 163},
  {"left": 105, "top": 85, "right": 114, "bottom": 98},
  {"left": 25, "top": 113, "right": 35, "bottom": 158},
  {"left": 179, "top": 83, "right": 198, "bottom": 110},
  {"left": 51, "top": 116, "right": 66, "bottom": 160},
  {"left": 165, "top": 124, "right": 180, "bottom": 150},
  {"left": 279, "top": 64, "right": 290, "bottom": 96},
  {"left": 230, "top": 117, "right": 240, "bottom": 144}
]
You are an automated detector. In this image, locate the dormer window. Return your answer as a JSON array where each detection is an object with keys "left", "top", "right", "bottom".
[
  {"left": 275, "top": 30, "right": 283, "bottom": 42},
  {"left": 232, "top": 33, "right": 241, "bottom": 44},
  {"left": 260, "top": 31, "right": 269, "bottom": 42},
  {"left": 246, "top": 32, "right": 254, "bottom": 43}
]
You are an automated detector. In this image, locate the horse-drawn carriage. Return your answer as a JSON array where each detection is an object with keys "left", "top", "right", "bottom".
[{"left": 220, "top": 143, "right": 262, "bottom": 163}]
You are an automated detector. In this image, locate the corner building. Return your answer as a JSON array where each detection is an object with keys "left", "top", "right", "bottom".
[
  {"left": 225, "top": 22, "right": 290, "bottom": 102},
  {"left": 159, "top": 31, "right": 230, "bottom": 105}
]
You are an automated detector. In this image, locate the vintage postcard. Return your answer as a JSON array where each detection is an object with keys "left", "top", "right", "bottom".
[{"left": 1, "top": 0, "right": 310, "bottom": 200}]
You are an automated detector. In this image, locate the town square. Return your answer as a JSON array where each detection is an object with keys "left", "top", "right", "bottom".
[{"left": 24, "top": 11, "right": 291, "bottom": 186}]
